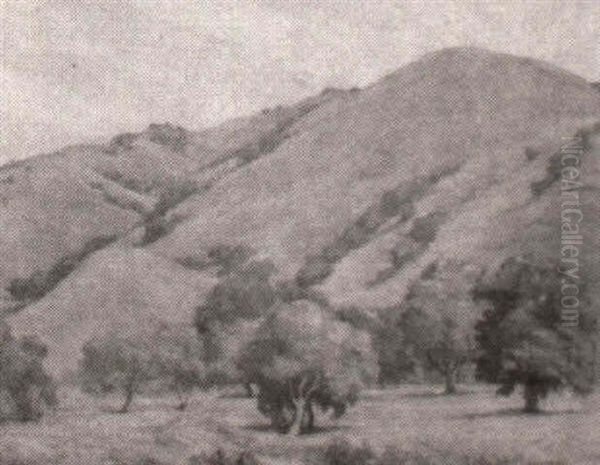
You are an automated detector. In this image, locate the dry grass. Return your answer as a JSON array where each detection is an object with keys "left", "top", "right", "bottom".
[{"left": 0, "top": 385, "right": 598, "bottom": 465}]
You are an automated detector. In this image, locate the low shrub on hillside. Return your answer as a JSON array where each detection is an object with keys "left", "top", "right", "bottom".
[
  {"left": 408, "top": 212, "right": 444, "bottom": 245},
  {"left": 109, "top": 132, "right": 138, "bottom": 150},
  {"left": 147, "top": 123, "right": 190, "bottom": 153},
  {"left": 295, "top": 256, "right": 334, "bottom": 288},
  {"left": 139, "top": 178, "right": 198, "bottom": 245}
]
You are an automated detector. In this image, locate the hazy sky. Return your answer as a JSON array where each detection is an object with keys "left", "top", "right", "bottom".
[{"left": 1, "top": 0, "right": 598, "bottom": 164}]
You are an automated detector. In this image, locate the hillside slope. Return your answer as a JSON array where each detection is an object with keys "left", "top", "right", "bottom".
[
  {"left": 6, "top": 47, "right": 600, "bottom": 374},
  {"left": 0, "top": 90, "right": 346, "bottom": 312},
  {"left": 153, "top": 47, "right": 600, "bottom": 304}
]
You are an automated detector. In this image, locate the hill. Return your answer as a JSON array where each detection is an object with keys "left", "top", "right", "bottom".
[{"left": 5, "top": 47, "right": 600, "bottom": 375}]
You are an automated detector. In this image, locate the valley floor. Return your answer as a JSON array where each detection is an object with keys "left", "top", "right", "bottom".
[{"left": 1, "top": 385, "right": 599, "bottom": 465}]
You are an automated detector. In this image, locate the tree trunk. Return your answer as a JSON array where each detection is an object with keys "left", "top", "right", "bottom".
[
  {"left": 174, "top": 389, "right": 189, "bottom": 411},
  {"left": 175, "top": 401, "right": 187, "bottom": 411},
  {"left": 118, "top": 386, "right": 135, "bottom": 413},
  {"left": 287, "top": 398, "right": 307, "bottom": 436},
  {"left": 302, "top": 402, "right": 314, "bottom": 431},
  {"left": 523, "top": 382, "right": 540, "bottom": 413},
  {"left": 444, "top": 369, "right": 457, "bottom": 395}
]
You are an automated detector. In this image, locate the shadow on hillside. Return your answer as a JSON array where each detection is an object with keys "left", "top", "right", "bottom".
[{"left": 452, "top": 408, "right": 583, "bottom": 420}]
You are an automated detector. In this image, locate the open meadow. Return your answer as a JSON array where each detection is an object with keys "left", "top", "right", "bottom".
[{"left": 1, "top": 385, "right": 598, "bottom": 465}]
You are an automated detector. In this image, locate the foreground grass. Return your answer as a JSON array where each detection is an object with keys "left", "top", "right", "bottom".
[{"left": 0, "top": 385, "right": 598, "bottom": 465}]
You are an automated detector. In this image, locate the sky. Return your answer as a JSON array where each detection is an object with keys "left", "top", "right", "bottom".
[{"left": 1, "top": 0, "right": 598, "bottom": 164}]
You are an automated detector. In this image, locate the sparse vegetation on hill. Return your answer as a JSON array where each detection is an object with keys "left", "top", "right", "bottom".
[
  {"left": 6, "top": 235, "right": 117, "bottom": 303},
  {"left": 147, "top": 123, "right": 191, "bottom": 153},
  {"left": 140, "top": 178, "right": 199, "bottom": 245}
]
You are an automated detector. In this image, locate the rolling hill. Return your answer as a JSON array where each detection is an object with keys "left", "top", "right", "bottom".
[{"left": 4, "top": 47, "right": 600, "bottom": 375}]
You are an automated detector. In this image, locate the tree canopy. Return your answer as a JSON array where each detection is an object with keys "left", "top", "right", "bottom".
[
  {"left": 79, "top": 322, "right": 205, "bottom": 412},
  {"left": 238, "top": 300, "right": 378, "bottom": 435},
  {"left": 473, "top": 256, "right": 596, "bottom": 412},
  {"left": 0, "top": 323, "right": 56, "bottom": 422}
]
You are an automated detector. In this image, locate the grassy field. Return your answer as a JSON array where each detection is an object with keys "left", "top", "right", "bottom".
[{"left": 1, "top": 385, "right": 598, "bottom": 465}]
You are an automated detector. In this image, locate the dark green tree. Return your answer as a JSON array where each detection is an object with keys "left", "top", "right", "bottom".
[
  {"left": 473, "top": 256, "right": 596, "bottom": 412},
  {"left": 0, "top": 323, "right": 56, "bottom": 422},
  {"left": 194, "top": 260, "right": 278, "bottom": 392}
]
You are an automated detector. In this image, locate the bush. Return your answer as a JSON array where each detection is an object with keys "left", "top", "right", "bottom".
[
  {"left": 110, "top": 132, "right": 138, "bottom": 150},
  {"left": 308, "top": 440, "right": 521, "bottom": 465},
  {"left": 310, "top": 439, "right": 375, "bottom": 465},
  {"left": 408, "top": 212, "right": 443, "bottom": 245},
  {"left": 295, "top": 256, "right": 333, "bottom": 288},
  {"left": 207, "top": 244, "right": 253, "bottom": 276},
  {"left": 275, "top": 280, "right": 329, "bottom": 306},
  {"left": 147, "top": 123, "right": 189, "bottom": 152},
  {"left": 188, "top": 450, "right": 262, "bottom": 465}
]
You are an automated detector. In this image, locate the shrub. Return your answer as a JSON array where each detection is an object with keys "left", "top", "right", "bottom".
[
  {"left": 207, "top": 244, "right": 253, "bottom": 276},
  {"left": 188, "top": 450, "right": 262, "bottom": 465},
  {"left": 147, "top": 123, "right": 189, "bottom": 152},
  {"left": 308, "top": 440, "right": 521, "bottom": 465},
  {"left": 408, "top": 212, "right": 443, "bottom": 245},
  {"left": 310, "top": 439, "right": 375, "bottom": 465},
  {"left": 275, "top": 280, "right": 329, "bottom": 306},
  {"left": 295, "top": 256, "right": 333, "bottom": 288},
  {"left": 110, "top": 132, "right": 138, "bottom": 150},
  {"left": 524, "top": 147, "right": 540, "bottom": 161},
  {"left": 379, "top": 190, "right": 402, "bottom": 218},
  {"left": 530, "top": 152, "right": 562, "bottom": 196}
]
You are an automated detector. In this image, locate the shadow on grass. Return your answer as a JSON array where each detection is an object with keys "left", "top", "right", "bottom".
[
  {"left": 402, "top": 390, "right": 478, "bottom": 399},
  {"left": 241, "top": 423, "right": 350, "bottom": 434},
  {"left": 218, "top": 392, "right": 255, "bottom": 400},
  {"left": 453, "top": 408, "right": 583, "bottom": 420}
]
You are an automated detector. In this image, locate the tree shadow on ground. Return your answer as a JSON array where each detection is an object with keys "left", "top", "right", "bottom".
[
  {"left": 401, "top": 390, "right": 478, "bottom": 399},
  {"left": 241, "top": 423, "right": 350, "bottom": 434},
  {"left": 218, "top": 392, "right": 254, "bottom": 400},
  {"left": 451, "top": 408, "right": 583, "bottom": 420}
]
